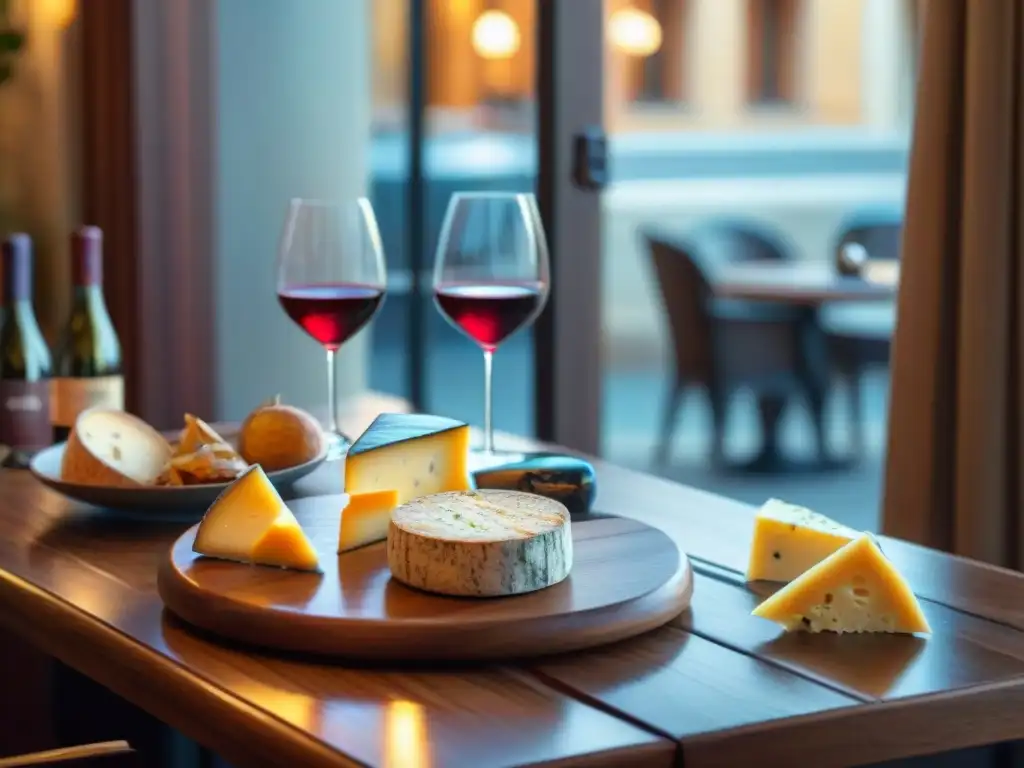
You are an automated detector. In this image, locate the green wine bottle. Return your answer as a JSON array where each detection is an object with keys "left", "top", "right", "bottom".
[
  {"left": 51, "top": 226, "right": 124, "bottom": 443},
  {"left": 0, "top": 233, "right": 53, "bottom": 467}
]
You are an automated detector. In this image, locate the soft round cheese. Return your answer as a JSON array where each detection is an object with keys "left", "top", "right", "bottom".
[
  {"left": 61, "top": 409, "right": 172, "bottom": 487},
  {"left": 387, "top": 489, "right": 573, "bottom": 598}
]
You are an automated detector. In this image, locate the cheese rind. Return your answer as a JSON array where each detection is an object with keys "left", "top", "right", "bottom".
[
  {"left": 387, "top": 489, "right": 572, "bottom": 597},
  {"left": 752, "top": 534, "right": 931, "bottom": 634},
  {"left": 338, "top": 488, "right": 400, "bottom": 553},
  {"left": 746, "top": 498, "right": 860, "bottom": 583},
  {"left": 61, "top": 409, "right": 172, "bottom": 487},
  {"left": 345, "top": 413, "right": 471, "bottom": 505},
  {"left": 193, "top": 465, "right": 319, "bottom": 572}
]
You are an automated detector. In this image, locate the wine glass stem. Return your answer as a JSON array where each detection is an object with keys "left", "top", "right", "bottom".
[
  {"left": 482, "top": 348, "right": 494, "bottom": 454},
  {"left": 326, "top": 348, "right": 340, "bottom": 437}
]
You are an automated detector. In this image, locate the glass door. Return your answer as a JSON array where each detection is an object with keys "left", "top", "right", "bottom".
[{"left": 542, "top": 0, "right": 918, "bottom": 532}]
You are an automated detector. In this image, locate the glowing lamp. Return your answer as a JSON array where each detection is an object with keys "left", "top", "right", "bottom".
[
  {"left": 608, "top": 7, "right": 663, "bottom": 57},
  {"left": 472, "top": 10, "right": 521, "bottom": 60},
  {"left": 42, "top": 0, "right": 77, "bottom": 28}
]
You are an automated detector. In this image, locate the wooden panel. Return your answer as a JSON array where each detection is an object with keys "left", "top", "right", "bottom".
[
  {"left": 79, "top": 0, "right": 141, "bottom": 414},
  {"left": 533, "top": 568, "right": 1024, "bottom": 766},
  {"left": 533, "top": 625, "right": 857, "bottom": 738},
  {"left": 677, "top": 680, "right": 1024, "bottom": 768},
  {"left": 79, "top": 0, "right": 215, "bottom": 428},
  {"left": 157, "top": 510, "right": 693, "bottom": 661},
  {"left": 7, "top": 395, "right": 1024, "bottom": 765},
  {"left": 223, "top": 413, "right": 1024, "bottom": 637},
  {"left": 563, "top": 455, "right": 1024, "bottom": 635},
  {"left": 679, "top": 572, "right": 1024, "bottom": 700},
  {"left": 0, "top": 395, "right": 676, "bottom": 768},
  {"left": 0, "top": 573, "right": 674, "bottom": 768}
]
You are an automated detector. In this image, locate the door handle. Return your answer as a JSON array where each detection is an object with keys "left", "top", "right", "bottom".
[{"left": 572, "top": 126, "right": 608, "bottom": 191}]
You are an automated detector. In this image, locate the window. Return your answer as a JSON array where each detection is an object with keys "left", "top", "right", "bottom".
[
  {"left": 419, "top": 0, "right": 534, "bottom": 133},
  {"left": 746, "top": 0, "right": 799, "bottom": 105},
  {"left": 623, "top": 0, "right": 688, "bottom": 105}
]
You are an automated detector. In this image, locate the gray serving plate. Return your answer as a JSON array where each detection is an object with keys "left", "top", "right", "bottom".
[{"left": 30, "top": 442, "right": 326, "bottom": 516}]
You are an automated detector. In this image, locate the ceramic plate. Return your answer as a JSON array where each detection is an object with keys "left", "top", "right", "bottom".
[{"left": 30, "top": 442, "right": 326, "bottom": 516}]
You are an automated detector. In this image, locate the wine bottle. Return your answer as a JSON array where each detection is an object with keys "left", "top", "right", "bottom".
[
  {"left": 0, "top": 234, "right": 53, "bottom": 467},
  {"left": 51, "top": 226, "right": 124, "bottom": 442}
]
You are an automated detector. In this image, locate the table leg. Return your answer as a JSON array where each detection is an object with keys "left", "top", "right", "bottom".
[{"left": 722, "top": 394, "right": 853, "bottom": 475}]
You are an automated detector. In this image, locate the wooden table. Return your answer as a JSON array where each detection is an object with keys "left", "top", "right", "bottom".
[
  {"left": 3, "top": 393, "right": 1024, "bottom": 767},
  {"left": 712, "top": 260, "right": 899, "bottom": 304}
]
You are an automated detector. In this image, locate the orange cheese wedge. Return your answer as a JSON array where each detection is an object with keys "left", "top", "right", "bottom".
[
  {"left": 338, "top": 489, "right": 400, "bottom": 553},
  {"left": 193, "top": 465, "right": 319, "bottom": 572}
]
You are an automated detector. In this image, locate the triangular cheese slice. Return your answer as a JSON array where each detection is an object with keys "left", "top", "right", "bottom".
[
  {"left": 338, "top": 488, "right": 400, "bottom": 553},
  {"left": 746, "top": 498, "right": 860, "bottom": 582},
  {"left": 193, "top": 465, "right": 319, "bottom": 572},
  {"left": 752, "top": 534, "right": 931, "bottom": 634}
]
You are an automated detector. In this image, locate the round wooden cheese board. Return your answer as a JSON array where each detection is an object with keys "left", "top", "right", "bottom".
[{"left": 157, "top": 494, "right": 693, "bottom": 661}]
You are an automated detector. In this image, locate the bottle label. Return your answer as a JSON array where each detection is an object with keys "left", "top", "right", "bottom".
[
  {"left": 0, "top": 380, "right": 52, "bottom": 452},
  {"left": 50, "top": 376, "right": 125, "bottom": 428}
]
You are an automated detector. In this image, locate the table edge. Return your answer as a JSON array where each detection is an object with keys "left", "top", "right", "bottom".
[{"left": 0, "top": 564, "right": 362, "bottom": 768}]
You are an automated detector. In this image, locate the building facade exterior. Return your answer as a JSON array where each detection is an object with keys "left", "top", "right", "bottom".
[{"left": 372, "top": 0, "right": 921, "bottom": 135}]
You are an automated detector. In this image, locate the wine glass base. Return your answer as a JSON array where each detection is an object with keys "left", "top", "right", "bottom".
[
  {"left": 323, "top": 431, "right": 352, "bottom": 462},
  {"left": 467, "top": 448, "right": 528, "bottom": 472}
]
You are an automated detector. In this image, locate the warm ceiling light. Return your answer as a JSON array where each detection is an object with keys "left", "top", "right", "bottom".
[
  {"left": 42, "top": 0, "right": 77, "bottom": 28},
  {"left": 608, "top": 7, "right": 663, "bottom": 57},
  {"left": 472, "top": 9, "right": 521, "bottom": 60}
]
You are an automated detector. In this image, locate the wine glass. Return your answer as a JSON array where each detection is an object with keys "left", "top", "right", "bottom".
[
  {"left": 433, "top": 192, "right": 550, "bottom": 460},
  {"left": 277, "top": 198, "right": 386, "bottom": 460}
]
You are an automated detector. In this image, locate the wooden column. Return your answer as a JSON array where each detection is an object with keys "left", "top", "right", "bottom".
[{"left": 79, "top": 0, "right": 215, "bottom": 429}]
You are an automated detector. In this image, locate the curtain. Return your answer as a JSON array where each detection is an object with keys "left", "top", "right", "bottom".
[{"left": 882, "top": 0, "right": 1024, "bottom": 567}]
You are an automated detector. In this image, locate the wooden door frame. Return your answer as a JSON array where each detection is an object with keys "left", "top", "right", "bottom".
[
  {"left": 535, "top": 0, "right": 604, "bottom": 454},
  {"left": 79, "top": 0, "right": 216, "bottom": 429}
]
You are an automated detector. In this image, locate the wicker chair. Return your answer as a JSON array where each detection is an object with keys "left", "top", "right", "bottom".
[{"left": 645, "top": 223, "right": 830, "bottom": 466}]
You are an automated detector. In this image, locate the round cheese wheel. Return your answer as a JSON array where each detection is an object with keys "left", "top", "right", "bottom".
[
  {"left": 387, "top": 489, "right": 573, "bottom": 598},
  {"left": 61, "top": 409, "right": 172, "bottom": 487}
]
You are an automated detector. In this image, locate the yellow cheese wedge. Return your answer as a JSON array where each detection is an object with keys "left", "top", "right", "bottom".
[
  {"left": 344, "top": 413, "right": 471, "bottom": 504},
  {"left": 752, "top": 534, "right": 931, "bottom": 634},
  {"left": 338, "top": 488, "right": 400, "bottom": 553},
  {"left": 193, "top": 465, "right": 319, "bottom": 572},
  {"left": 746, "top": 498, "right": 860, "bottom": 582}
]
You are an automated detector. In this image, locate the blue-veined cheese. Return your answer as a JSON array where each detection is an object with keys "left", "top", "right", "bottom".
[
  {"left": 746, "top": 498, "right": 860, "bottom": 582},
  {"left": 387, "top": 489, "right": 573, "bottom": 597},
  {"left": 344, "top": 413, "right": 471, "bottom": 504}
]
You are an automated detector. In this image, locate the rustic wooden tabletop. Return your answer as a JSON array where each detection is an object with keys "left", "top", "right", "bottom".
[{"left": 1, "top": 392, "right": 1023, "bottom": 768}]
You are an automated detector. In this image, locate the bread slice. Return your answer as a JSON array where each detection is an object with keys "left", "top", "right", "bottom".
[{"left": 61, "top": 409, "right": 172, "bottom": 487}]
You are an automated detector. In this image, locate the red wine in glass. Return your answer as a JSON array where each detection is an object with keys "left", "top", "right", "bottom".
[
  {"left": 434, "top": 282, "right": 543, "bottom": 350},
  {"left": 433, "top": 192, "right": 550, "bottom": 458},
  {"left": 277, "top": 283, "right": 384, "bottom": 351}
]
